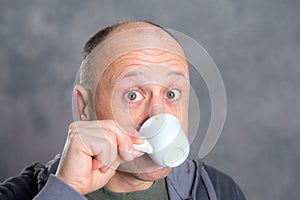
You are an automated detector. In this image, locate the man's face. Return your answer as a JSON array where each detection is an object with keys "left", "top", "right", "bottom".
[{"left": 93, "top": 28, "right": 189, "bottom": 181}]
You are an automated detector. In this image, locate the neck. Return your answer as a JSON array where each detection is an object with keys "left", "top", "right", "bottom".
[{"left": 104, "top": 171, "right": 154, "bottom": 193}]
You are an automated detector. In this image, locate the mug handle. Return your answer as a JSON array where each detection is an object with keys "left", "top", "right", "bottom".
[{"left": 133, "top": 140, "right": 153, "bottom": 154}]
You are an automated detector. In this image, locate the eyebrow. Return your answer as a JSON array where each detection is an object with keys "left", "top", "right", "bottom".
[
  {"left": 120, "top": 69, "right": 186, "bottom": 79},
  {"left": 121, "top": 71, "right": 145, "bottom": 79},
  {"left": 166, "top": 71, "right": 186, "bottom": 78}
]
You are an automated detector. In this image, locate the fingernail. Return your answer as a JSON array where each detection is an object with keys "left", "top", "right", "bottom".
[
  {"left": 130, "top": 136, "right": 145, "bottom": 144},
  {"left": 100, "top": 166, "right": 109, "bottom": 173},
  {"left": 133, "top": 150, "right": 144, "bottom": 157},
  {"left": 126, "top": 149, "right": 135, "bottom": 160}
]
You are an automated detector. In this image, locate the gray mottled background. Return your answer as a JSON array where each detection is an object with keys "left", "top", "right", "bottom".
[{"left": 0, "top": 0, "right": 299, "bottom": 199}]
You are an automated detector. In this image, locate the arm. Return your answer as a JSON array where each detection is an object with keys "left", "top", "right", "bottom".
[
  {"left": 1, "top": 120, "right": 143, "bottom": 199},
  {"left": 40, "top": 120, "right": 143, "bottom": 196},
  {"left": 33, "top": 175, "right": 86, "bottom": 200},
  {"left": 0, "top": 163, "right": 43, "bottom": 200}
]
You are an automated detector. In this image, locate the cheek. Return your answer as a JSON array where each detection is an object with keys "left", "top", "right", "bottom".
[
  {"left": 165, "top": 98, "right": 189, "bottom": 134},
  {"left": 126, "top": 103, "right": 150, "bottom": 128},
  {"left": 95, "top": 93, "right": 113, "bottom": 120},
  {"left": 164, "top": 99, "right": 185, "bottom": 119},
  {"left": 94, "top": 79, "right": 116, "bottom": 120},
  {"left": 111, "top": 96, "right": 148, "bottom": 128}
]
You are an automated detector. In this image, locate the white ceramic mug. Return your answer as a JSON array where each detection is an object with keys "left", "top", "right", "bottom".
[{"left": 133, "top": 114, "right": 190, "bottom": 167}]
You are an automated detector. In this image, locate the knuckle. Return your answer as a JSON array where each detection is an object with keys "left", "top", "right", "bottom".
[
  {"left": 68, "top": 130, "right": 78, "bottom": 141},
  {"left": 68, "top": 121, "right": 80, "bottom": 131},
  {"left": 68, "top": 122, "right": 75, "bottom": 130},
  {"left": 105, "top": 120, "right": 117, "bottom": 127}
]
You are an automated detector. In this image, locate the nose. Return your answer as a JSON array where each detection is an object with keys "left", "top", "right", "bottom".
[
  {"left": 146, "top": 85, "right": 165, "bottom": 117},
  {"left": 148, "top": 104, "right": 164, "bottom": 116},
  {"left": 148, "top": 86, "right": 164, "bottom": 117}
]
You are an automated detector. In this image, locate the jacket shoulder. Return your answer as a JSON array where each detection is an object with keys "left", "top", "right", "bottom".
[
  {"left": 0, "top": 162, "right": 44, "bottom": 200},
  {"left": 201, "top": 162, "right": 246, "bottom": 200},
  {"left": 0, "top": 154, "right": 60, "bottom": 200}
]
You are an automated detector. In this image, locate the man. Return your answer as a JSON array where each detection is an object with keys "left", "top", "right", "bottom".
[{"left": 0, "top": 21, "right": 246, "bottom": 200}]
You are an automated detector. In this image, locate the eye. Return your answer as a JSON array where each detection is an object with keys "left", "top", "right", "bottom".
[
  {"left": 124, "top": 90, "right": 143, "bottom": 102},
  {"left": 165, "top": 89, "right": 180, "bottom": 100}
]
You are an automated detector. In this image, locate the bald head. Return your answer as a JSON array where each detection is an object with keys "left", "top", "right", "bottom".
[
  {"left": 82, "top": 21, "right": 178, "bottom": 60},
  {"left": 79, "top": 21, "right": 187, "bottom": 102}
]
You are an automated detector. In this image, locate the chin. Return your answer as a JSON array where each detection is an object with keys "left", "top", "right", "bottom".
[
  {"left": 132, "top": 167, "right": 172, "bottom": 181},
  {"left": 117, "top": 155, "right": 172, "bottom": 181}
]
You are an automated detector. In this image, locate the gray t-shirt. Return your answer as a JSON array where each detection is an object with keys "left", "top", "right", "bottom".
[{"left": 85, "top": 178, "right": 169, "bottom": 200}]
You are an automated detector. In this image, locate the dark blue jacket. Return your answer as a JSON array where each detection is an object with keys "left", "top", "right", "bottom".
[{"left": 0, "top": 154, "right": 246, "bottom": 200}]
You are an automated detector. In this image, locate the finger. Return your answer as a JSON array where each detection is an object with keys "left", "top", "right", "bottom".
[
  {"left": 99, "top": 166, "right": 109, "bottom": 173},
  {"left": 84, "top": 120, "right": 144, "bottom": 145},
  {"left": 92, "top": 156, "right": 107, "bottom": 170},
  {"left": 76, "top": 127, "right": 119, "bottom": 170},
  {"left": 115, "top": 132, "right": 135, "bottom": 162},
  {"left": 133, "top": 149, "right": 145, "bottom": 157},
  {"left": 130, "top": 136, "right": 145, "bottom": 144},
  {"left": 105, "top": 123, "right": 145, "bottom": 161},
  {"left": 74, "top": 120, "right": 142, "bottom": 166},
  {"left": 122, "top": 127, "right": 145, "bottom": 146},
  {"left": 96, "top": 122, "right": 139, "bottom": 162},
  {"left": 91, "top": 135, "right": 118, "bottom": 169}
]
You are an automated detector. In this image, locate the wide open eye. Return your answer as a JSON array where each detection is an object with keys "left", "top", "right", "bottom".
[
  {"left": 165, "top": 89, "right": 180, "bottom": 100},
  {"left": 124, "top": 90, "right": 143, "bottom": 102}
]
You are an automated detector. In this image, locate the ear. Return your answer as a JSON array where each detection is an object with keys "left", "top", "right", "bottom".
[{"left": 74, "top": 84, "right": 92, "bottom": 121}]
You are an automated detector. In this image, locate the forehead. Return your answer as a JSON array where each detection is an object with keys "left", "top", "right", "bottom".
[
  {"left": 106, "top": 49, "right": 189, "bottom": 84},
  {"left": 91, "top": 27, "right": 185, "bottom": 71},
  {"left": 89, "top": 26, "right": 188, "bottom": 87}
]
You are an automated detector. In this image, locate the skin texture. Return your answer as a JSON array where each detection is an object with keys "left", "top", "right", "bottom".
[
  {"left": 55, "top": 22, "right": 190, "bottom": 194},
  {"left": 98, "top": 49, "right": 189, "bottom": 192}
]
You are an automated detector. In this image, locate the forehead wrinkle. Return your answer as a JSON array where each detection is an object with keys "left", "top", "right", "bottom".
[
  {"left": 127, "top": 49, "right": 186, "bottom": 64},
  {"left": 90, "top": 26, "right": 186, "bottom": 68},
  {"left": 113, "top": 49, "right": 187, "bottom": 71},
  {"left": 89, "top": 26, "right": 187, "bottom": 88},
  {"left": 108, "top": 48, "right": 183, "bottom": 69},
  {"left": 96, "top": 44, "right": 188, "bottom": 92}
]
